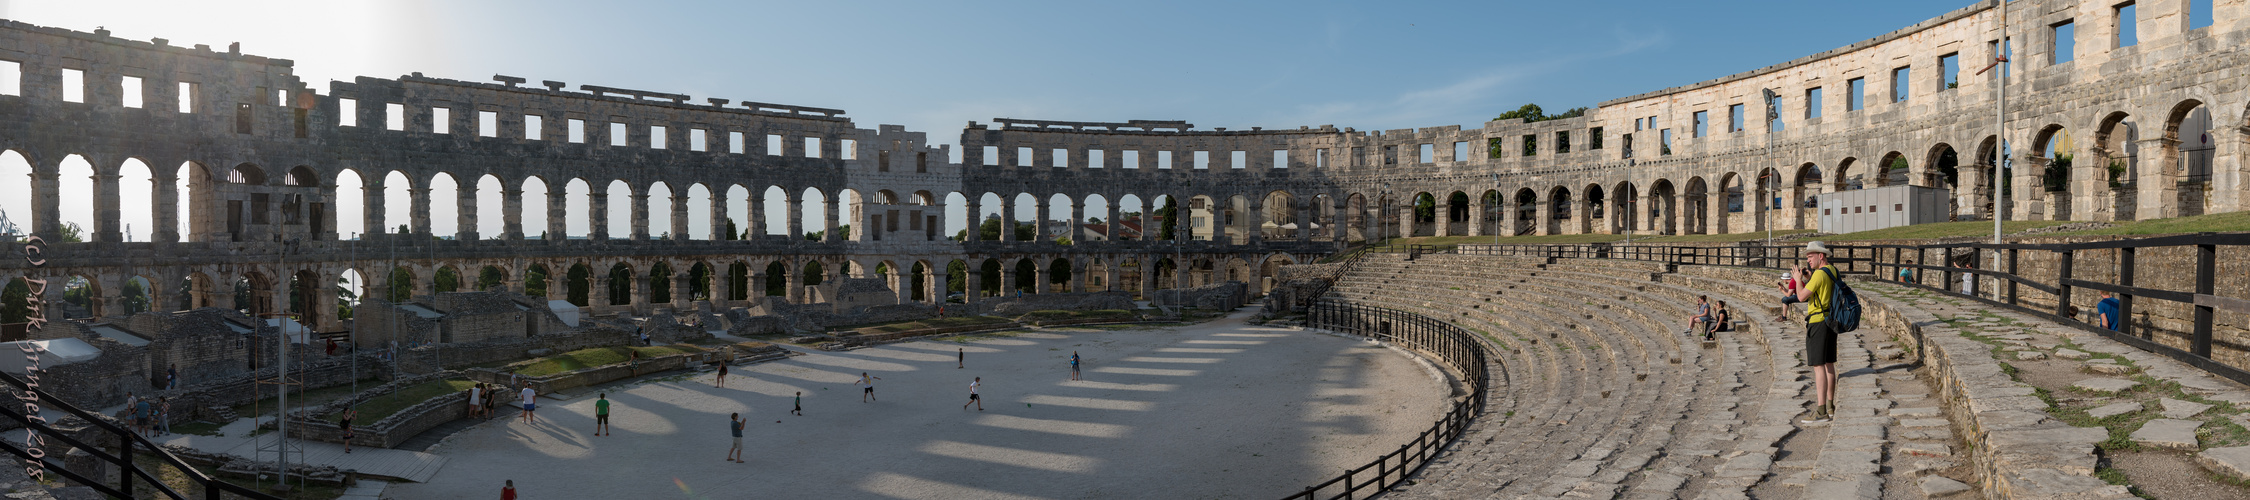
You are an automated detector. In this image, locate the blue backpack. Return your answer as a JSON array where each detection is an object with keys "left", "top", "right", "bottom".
[{"left": 1821, "top": 267, "right": 1862, "bottom": 332}]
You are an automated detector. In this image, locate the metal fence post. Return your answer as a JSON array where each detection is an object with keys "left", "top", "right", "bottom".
[
  {"left": 2120, "top": 247, "right": 2137, "bottom": 339},
  {"left": 2194, "top": 241, "right": 2216, "bottom": 357},
  {"left": 2005, "top": 247, "right": 2019, "bottom": 306},
  {"left": 2055, "top": 249, "right": 2074, "bottom": 318}
]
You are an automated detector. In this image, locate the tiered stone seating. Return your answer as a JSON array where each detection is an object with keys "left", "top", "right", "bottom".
[{"left": 1324, "top": 254, "right": 1803, "bottom": 498}]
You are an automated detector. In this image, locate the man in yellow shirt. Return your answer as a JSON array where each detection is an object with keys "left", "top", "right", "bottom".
[{"left": 1789, "top": 241, "right": 1840, "bottom": 423}]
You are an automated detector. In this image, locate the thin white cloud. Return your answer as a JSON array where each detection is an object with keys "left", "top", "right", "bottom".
[{"left": 1281, "top": 25, "right": 1668, "bottom": 130}]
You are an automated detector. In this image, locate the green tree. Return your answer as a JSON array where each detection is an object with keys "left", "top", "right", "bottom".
[
  {"left": 524, "top": 266, "right": 549, "bottom": 299},
  {"left": 649, "top": 262, "right": 674, "bottom": 303},
  {"left": 336, "top": 275, "right": 357, "bottom": 320},
  {"left": 1492, "top": 104, "right": 1588, "bottom": 123},
  {"left": 1157, "top": 197, "right": 1178, "bottom": 240},
  {"left": 121, "top": 278, "right": 149, "bottom": 315},
  {"left": 567, "top": 265, "right": 591, "bottom": 306},
  {"left": 608, "top": 265, "right": 634, "bottom": 305},
  {"left": 434, "top": 267, "right": 460, "bottom": 293},
  {"left": 946, "top": 260, "right": 968, "bottom": 300},
  {"left": 1414, "top": 195, "right": 1436, "bottom": 223},
  {"left": 57, "top": 222, "right": 83, "bottom": 243},
  {"left": 3, "top": 278, "right": 32, "bottom": 324},
  {"left": 723, "top": 218, "right": 739, "bottom": 240},
  {"left": 689, "top": 264, "right": 712, "bottom": 301},
  {"left": 388, "top": 268, "right": 415, "bottom": 302},
  {"left": 477, "top": 267, "right": 505, "bottom": 291},
  {"left": 60, "top": 277, "right": 89, "bottom": 315}
]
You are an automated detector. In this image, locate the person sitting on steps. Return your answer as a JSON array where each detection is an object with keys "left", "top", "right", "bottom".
[
  {"left": 1704, "top": 300, "right": 1732, "bottom": 341},
  {"left": 1685, "top": 295, "right": 1712, "bottom": 336}
]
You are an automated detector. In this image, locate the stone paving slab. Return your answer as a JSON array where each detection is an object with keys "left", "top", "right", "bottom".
[{"left": 2131, "top": 419, "right": 2203, "bottom": 451}]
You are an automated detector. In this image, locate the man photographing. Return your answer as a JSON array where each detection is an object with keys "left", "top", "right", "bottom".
[{"left": 1785, "top": 241, "right": 1841, "bottom": 423}]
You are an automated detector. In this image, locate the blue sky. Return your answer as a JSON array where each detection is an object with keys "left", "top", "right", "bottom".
[{"left": 0, "top": 0, "right": 1981, "bottom": 240}]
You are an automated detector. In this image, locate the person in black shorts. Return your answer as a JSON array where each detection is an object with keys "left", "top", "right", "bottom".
[
  {"left": 792, "top": 391, "right": 803, "bottom": 416},
  {"left": 715, "top": 362, "right": 728, "bottom": 388},
  {"left": 857, "top": 372, "right": 881, "bottom": 402},
  {"left": 338, "top": 409, "right": 358, "bottom": 454},
  {"left": 962, "top": 377, "right": 982, "bottom": 411},
  {"left": 958, "top": 347, "right": 964, "bottom": 369},
  {"left": 1789, "top": 241, "right": 1842, "bottom": 423}
]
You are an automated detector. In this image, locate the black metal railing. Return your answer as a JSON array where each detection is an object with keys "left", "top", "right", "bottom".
[
  {"left": 1285, "top": 301, "right": 1491, "bottom": 500},
  {"left": 1449, "top": 233, "right": 2250, "bottom": 387},
  {"left": 0, "top": 370, "right": 282, "bottom": 500}
]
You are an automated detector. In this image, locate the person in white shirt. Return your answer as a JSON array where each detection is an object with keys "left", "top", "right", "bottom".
[
  {"left": 962, "top": 377, "right": 983, "bottom": 411},
  {"left": 520, "top": 386, "right": 538, "bottom": 424}
]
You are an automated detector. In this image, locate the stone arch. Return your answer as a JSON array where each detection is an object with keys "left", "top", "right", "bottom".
[
  {"left": 1647, "top": 179, "right": 1678, "bottom": 235},
  {"left": 284, "top": 166, "right": 317, "bottom": 187},
  {"left": 1683, "top": 176, "right": 1710, "bottom": 234},
  {"left": 1834, "top": 157, "right": 1862, "bottom": 191},
  {"left": 2162, "top": 98, "right": 2214, "bottom": 217},
  {"left": 1609, "top": 181, "right": 1638, "bottom": 234},
  {"left": 1510, "top": 188, "right": 1537, "bottom": 236},
  {"left": 1409, "top": 192, "right": 1436, "bottom": 237},
  {"left": 1875, "top": 151, "right": 1909, "bottom": 187},
  {"left": 1547, "top": 185, "right": 1573, "bottom": 235},
  {"left": 228, "top": 163, "right": 266, "bottom": 185}
]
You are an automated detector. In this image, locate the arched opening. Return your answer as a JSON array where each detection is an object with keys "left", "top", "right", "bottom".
[
  {"left": 607, "top": 264, "right": 636, "bottom": 305},
  {"left": 434, "top": 266, "right": 461, "bottom": 293},
  {"left": 475, "top": 174, "right": 504, "bottom": 239},
  {"left": 606, "top": 180, "right": 634, "bottom": 240},
  {"left": 566, "top": 263, "right": 593, "bottom": 306},
  {"left": 429, "top": 172, "right": 460, "bottom": 238},
  {"left": 688, "top": 262, "right": 714, "bottom": 301},
  {"left": 1013, "top": 259, "right": 1038, "bottom": 294},
  {"left": 0, "top": 152, "right": 31, "bottom": 236},
  {"left": 1410, "top": 192, "right": 1436, "bottom": 237},
  {"left": 336, "top": 169, "right": 366, "bottom": 238},
  {"left": 2166, "top": 100, "right": 2213, "bottom": 217},
  {"left": 648, "top": 262, "right": 675, "bottom": 303},
  {"left": 1549, "top": 186, "right": 1573, "bottom": 235},
  {"left": 647, "top": 181, "right": 675, "bottom": 239},
  {"left": 2032, "top": 124, "right": 2071, "bottom": 221},
  {"left": 383, "top": 171, "right": 413, "bottom": 235},
  {"left": 1879, "top": 151, "right": 1910, "bottom": 187},
  {"left": 1683, "top": 177, "right": 1710, "bottom": 234},
  {"left": 387, "top": 267, "right": 417, "bottom": 303},
  {"left": 121, "top": 159, "right": 154, "bottom": 242},
  {"left": 1926, "top": 144, "right": 1962, "bottom": 220},
  {"left": 477, "top": 265, "right": 506, "bottom": 291},
  {"left": 687, "top": 183, "right": 713, "bottom": 240},
  {"left": 524, "top": 264, "right": 550, "bottom": 299},
  {"left": 58, "top": 155, "right": 95, "bottom": 240},
  {"left": 522, "top": 177, "right": 550, "bottom": 240},
  {"left": 764, "top": 261, "right": 789, "bottom": 297},
  {"left": 1511, "top": 188, "right": 1537, "bottom": 236}
]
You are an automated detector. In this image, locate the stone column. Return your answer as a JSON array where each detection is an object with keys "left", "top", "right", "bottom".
[
  {"left": 671, "top": 269, "right": 691, "bottom": 310},
  {"left": 1534, "top": 198, "right": 1553, "bottom": 236},
  {"left": 964, "top": 269, "right": 982, "bottom": 303},
  {"left": 1104, "top": 263, "right": 1121, "bottom": 292},
  {"left": 546, "top": 187, "right": 567, "bottom": 241},
  {"left": 1033, "top": 202, "right": 1050, "bottom": 244},
  {"left": 1395, "top": 205, "right": 1413, "bottom": 240},
  {"left": 410, "top": 187, "right": 433, "bottom": 237},
  {"left": 2136, "top": 137, "right": 2182, "bottom": 220},
  {"left": 1066, "top": 262, "right": 1085, "bottom": 293},
  {"left": 1140, "top": 256, "right": 1157, "bottom": 298},
  {"left": 630, "top": 191, "right": 650, "bottom": 241},
  {"left": 1068, "top": 199, "right": 1085, "bottom": 243},
  {"left": 928, "top": 271, "right": 947, "bottom": 304},
  {"left": 748, "top": 192, "right": 766, "bottom": 240},
  {"left": 94, "top": 171, "right": 122, "bottom": 242},
  {"left": 1033, "top": 265, "right": 1050, "bottom": 294},
  {"left": 315, "top": 271, "right": 342, "bottom": 332},
  {"left": 963, "top": 202, "right": 982, "bottom": 242},
  {"left": 785, "top": 266, "right": 804, "bottom": 304},
  {"left": 670, "top": 192, "right": 690, "bottom": 241},
  {"left": 2077, "top": 147, "right": 2116, "bottom": 222},
  {"left": 155, "top": 170, "right": 181, "bottom": 242},
  {"left": 591, "top": 270, "right": 612, "bottom": 307},
  {"left": 457, "top": 186, "right": 479, "bottom": 241},
  {"left": 1140, "top": 200, "right": 1157, "bottom": 241},
  {"left": 821, "top": 197, "right": 839, "bottom": 242},
  {"left": 29, "top": 167, "right": 59, "bottom": 240},
  {"left": 589, "top": 188, "right": 610, "bottom": 240},
  {"left": 998, "top": 263, "right": 1016, "bottom": 296},
  {"left": 1708, "top": 191, "right": 1729, "bottom": 234},
  {"left": 1467, "top": 196, "right": 1485, "bottom": 237},
  {"left": 502, "top": 187, "right": 524, "bottom": 240},
  {"left": 2014, "top": 155, "right": 2049, "bottom": 221},
  {"left": 786, "top": 194, "right": 803, "bottom": 241},
  {"left": 707, "top": 193, "right": 726, "bottom": 241}
]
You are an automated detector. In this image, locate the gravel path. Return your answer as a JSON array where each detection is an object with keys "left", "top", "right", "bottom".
[{"left": 385, "top": 310, "right": 1449, "bottom": 499}]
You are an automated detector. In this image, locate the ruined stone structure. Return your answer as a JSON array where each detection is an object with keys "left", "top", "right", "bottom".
[{"left": 4, "top": 0, "right": 2249, "bottom": 335}]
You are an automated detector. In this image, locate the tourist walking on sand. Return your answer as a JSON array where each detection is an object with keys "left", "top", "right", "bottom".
[
  {"left": 727, "top": 413, "right": 746, "bottom": 463},
  {"left": 1788, "top": 241, "right": 1843, "bottom": 424},
  {"left": 963, "top": 377, "right": 983, "bottom": 411},
  {"left": 339, "top": 408, "right": 358, "bottom": 454},
  {"left": 857, "top": 372, "right": 882, "bottom": 402},
  {"left": 468, "top": 383, "right": 483, "bottom": 419},
  {"left": 792, "top": 391, "right": 803, "bottom": 416},
  {"left": 958, "top": 347, "right": 964, "bottom": 369},
  {"left": 1069, "top": 351, "right": 1081, "bottom": 381},
  {"left": 502, "top": 479, "right": 516, "bottom": 500},
  {"left": 715, "top": 362, "right": 729, "bottom": 388},
  {"left": 595, "top": 393, "right": 611, "bottom": 436},
  {"left": 520, "top": 386, "right": 539, "bottom": 424}
]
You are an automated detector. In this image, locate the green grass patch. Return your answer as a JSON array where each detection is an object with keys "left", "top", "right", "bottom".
[
  {"left": 329, "top": 378, "right": 476, "bottom": 424},
  {"left": 846, "top": 315, "right": 1013, "bottom": 333},
  {"left": 2056, "top": 211, "right": 2250, "bottom": 236},
  {"left": 1821, "top": 220, "right": 2080, "bottom": 241},
  {"left": 510, "top": 344, "right": 706, "bottom": 377},
  {"left": 230, "top": 377, "right": 387, "bottom": 419}
]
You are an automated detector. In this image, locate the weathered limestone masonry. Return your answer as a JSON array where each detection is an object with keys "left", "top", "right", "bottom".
[{"left": 1, "top": 0, "right": 2247, "bottom": 386}]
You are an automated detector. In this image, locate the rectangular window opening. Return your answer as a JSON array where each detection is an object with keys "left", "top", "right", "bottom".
[
  {"left": 294, "top": 108, "right": 307, "bottom": 138},
  {"left": 878, "top": 151, "right": 891, "bottom": 172},
  {"left": 1939, "top": 53, "right": 1960, "bottom": 90},
  {"left": 1806, "top": 88, "right": 1823, "bottom": 119},
  {"left": 61, "top": 68, "right": 83, "bottom": 103},
  {"left": 1729, "top": 104, "right": 1745, "bottom": 132},
  {"left": 1847, "top": 78, "right": 1865, "bottom": 111},
  {"left": 1158, "top": 150, "right": 1173, "bottom": 169},
  {"left": 729, "top": 131, "right": 744, "bottom": 153},
  {"left": 840, "top": 139, "right": 856, "bottom": 159},
  {"left": 917, "top": 152, "right": 928, "bottom": 173},
  {"left": 1556, "top": 131, "right": 1571, "bottom": 154},
  {"left": 2116, "top": 4, "right": 2138, "bottom": 48},
  {"left": 478, "top": 111, "right": 497, "bottom": 137},
  {"left": 805, "top": 137, "right": 821, "bottom": 158},
  {"left": 1122, "top": 150, "right": 1140, "bottom": 169},
  {"left": 1053, "top": 148, "right": 1069, "bottom": 167},
  {"left": 2052, "top": 21, "right": 2076, "bottom": 65},
  {"left": 1521, "top": 135, "right": 1537, "bottom": 157},
  {"left": 690, "top": 129, "right": 708, "bottom": 152},
  {"left": 609, "top": 122, "right": 627, "bottom": 146},
  {"left": 1417, "top": 144, "right": 1433, "bottom": 164},
  {"left": 1193, "top": 151, "right": 1210, "bottom": 170},
  {"left": 1382, "top": 145, "right": 1397, "bottom": 165},
  {"left": 1589, "top": 127, "right": 1603, "bottom": 150},
  {"left": 983, "top": 145, "right": 1001, "bottom": 165},
  {"left": 1016, "top": 146, "right": 1034, "bottom": 167},
  {"left": 2191, "top": 0, "right": 2213, "bottom": 30},
  {"left": 0, "top": 61, "right": 19, "bottom": 96},
  {"left": 1088, "top": 149, "right": 1105, "bottom": 169},
  {"left": 235, "top": 103, "right": 252, "bottom": 134},
  {"left": 1450, "top": 142, "right": 1466, "bottom": 162},
  {"left": 568, "top": 119, "right": 586, "bottom": 143},
  {"left": 1314, "top": 148, "right": 1327, "bottom": 168},
  {"left": 524, "top": 115, "right": 542, "bottom": 140},
  {"left": 650, "top": 125, "right": 667, "bottom": 149},
  {"left": 1891, "top": 67, "right": 1911, "bottom": 103},
  {"left": 1351, "top": 146, "right": 1365, "bottom": 166},
  {"left": 337, "top": 98, "right": 357, "bottom": 127},
  {"left": 386, "top": 103, "right": 404, "bottom": 131},
  {"left": 1659, "top": 129, "right": 1673, "bottom": 156},
  {"left": 120, "top": 76, "right": 142, "bottom": 108},
  {"left": 768, "top": 135, "right": 785, "bottom": 156},
  {"left": 1693, "top": 110, "right": 1709, "bottom": 137},
  {"left": 432, "top": 107, "right": 452, "bottom": 134},
  {"left": 1272, "top": 149, "right": 1288, "bottom": 169},
  {"left": 1230, "top": 150, "right": 1246, "bottom": 169}
]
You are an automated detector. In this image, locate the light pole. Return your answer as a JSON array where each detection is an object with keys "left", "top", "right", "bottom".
[{"left": 1491, "top": 174, "right": 1501, "bottom": 247}]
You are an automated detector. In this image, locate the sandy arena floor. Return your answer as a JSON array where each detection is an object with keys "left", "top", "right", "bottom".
[{"left": 386, "top": 311, "right": 1451, "bottom": 499}]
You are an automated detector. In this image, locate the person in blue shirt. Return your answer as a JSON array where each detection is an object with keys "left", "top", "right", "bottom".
[{"left": 2096, "top": 290, "right": 2121, "bottom": 331}]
